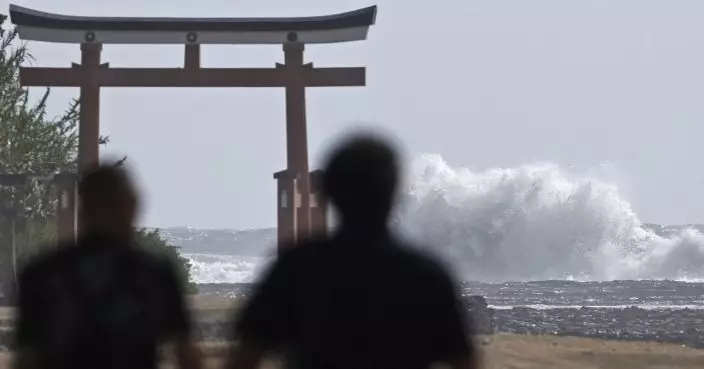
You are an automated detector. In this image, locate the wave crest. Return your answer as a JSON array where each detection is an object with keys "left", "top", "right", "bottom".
[{"left": 394, "top": 155, "right": 704, "bottom": 281}]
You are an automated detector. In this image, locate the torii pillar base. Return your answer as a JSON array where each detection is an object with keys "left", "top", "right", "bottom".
[
  {"left": 55, "top": 173, "right": 77, "bottom": 245},
  {"left": 274, "top": 169, "right": 328, "bottom": 255}
]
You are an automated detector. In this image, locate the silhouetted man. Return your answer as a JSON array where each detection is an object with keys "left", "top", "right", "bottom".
[
  {"left": 15, "top": 165, "right": 201, "bottom": 369},
  {"left": 230, "top": 133, "right": 478, "bottom": 369}
]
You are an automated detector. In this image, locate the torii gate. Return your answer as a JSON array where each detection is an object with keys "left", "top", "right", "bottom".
[{"left": 9, "top": 4, "right": 377, "bottom": 252}]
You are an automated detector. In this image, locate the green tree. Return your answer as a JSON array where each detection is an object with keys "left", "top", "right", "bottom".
[
  {"left": 0, "top": 15, "right": 79, "bottom": 300},
  {"left": 0, "top": 17, "right": 196, "bottom": 296},
  {"left": 0, "top": 15, "right": 79, "bottom": 216}
]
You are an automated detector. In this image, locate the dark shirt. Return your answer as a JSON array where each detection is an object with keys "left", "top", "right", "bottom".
[
  {"left": 235, "top": 232, "right": 474, "bottom": 369},
  {"left": 15, "top": 235, "right": 190, "bottom": 369}
]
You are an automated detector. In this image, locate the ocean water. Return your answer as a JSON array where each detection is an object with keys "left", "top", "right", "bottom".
[
  {"left": 184, "top": 253, "right": 271, "bottom": 284},
  {"left": 183, "top": 155, "right": 704, "bottom": 310},
  {"left": 183, "top": 253, "right": 704, "bottom": 310},
  {"left": 191, "top": 278, "right": 704, "bottom": 310}
]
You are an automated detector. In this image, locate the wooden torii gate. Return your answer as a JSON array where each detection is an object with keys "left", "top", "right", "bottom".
[{"left": 9, "top": 4, "right": 377, "bottom": 251}]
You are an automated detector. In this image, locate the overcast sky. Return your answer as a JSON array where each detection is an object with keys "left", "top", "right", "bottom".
[{"left": 2, "top": 0, "right": 704, "bottom": 229}]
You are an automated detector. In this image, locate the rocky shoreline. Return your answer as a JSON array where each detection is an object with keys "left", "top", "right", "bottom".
[
  {"left": 193, "top": 296, "right": 704, "bottom": 349},
  {"left": 467, "top": 296, "right": 704, "bottom": 349},
  {"left": 493, "top": 305, "right": 704, "bottom": 348},
  {"left": 0, "top": 296, "right": 702, "bottom": 350}
]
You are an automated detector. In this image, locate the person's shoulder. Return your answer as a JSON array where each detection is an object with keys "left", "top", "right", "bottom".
[
  {"left": 269, "top": 236, "right": 337, "bottom": 274},
  {"left": 389, "top": 238, "right": 458, "bottom": 282},
  {"left": 18, "top": 243, "right": 78, "bottom": 284},
  {"left": 278, "top": 236, "right": 331, "bottom": 258},
  {"left": 125, "top": 244, "right": 174, "bottom": 270}
]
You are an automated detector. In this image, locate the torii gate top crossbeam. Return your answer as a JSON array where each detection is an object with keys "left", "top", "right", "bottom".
[{"left": 9, "top": 4, "right": 377, "bottom": 45}]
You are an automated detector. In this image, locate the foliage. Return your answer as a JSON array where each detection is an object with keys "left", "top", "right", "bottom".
[
  {"left": 0, "top": 14, "right": 80, "bottom": 300},
  {"left": 136, "top": 228, "right": 198, "bottom": 294},
  {"left": 14, "top": 218, "right": 56, "bottom": 265},
  {"left": 0, "top": 15, "right": 79, "bottom": 223}
]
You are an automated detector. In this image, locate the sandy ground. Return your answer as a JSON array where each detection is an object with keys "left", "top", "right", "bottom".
[
  {"left": 156, "top": 334, "right": 704, "bottom": 369},
  {"left": 479, "top": 334, "right": 704, "bottom": 369}
]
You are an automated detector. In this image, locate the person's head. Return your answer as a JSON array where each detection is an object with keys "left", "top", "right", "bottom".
[
  {"left": 78, "top": 164, "right": 139, "bottom": 240},
  {"left": 322, "top": 133, "right": 400, "bottom": 233}
]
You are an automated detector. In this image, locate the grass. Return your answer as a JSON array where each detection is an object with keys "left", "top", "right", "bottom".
[
  {"left": 173, "top": 334, "right": 704, "bottom": 369},
  {"left": 480, "top": 333, "right": 704, "bottom": 369}
]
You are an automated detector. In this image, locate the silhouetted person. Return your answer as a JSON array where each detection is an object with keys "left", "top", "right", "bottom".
[
  {"left": 14, "top": 165, "right": 201, "bottom": 369},
  {"left": 230, "top": 133, "right": 478, "bottom": 369}
]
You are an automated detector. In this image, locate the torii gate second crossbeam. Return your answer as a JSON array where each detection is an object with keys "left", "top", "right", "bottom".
[{"left": 9, "top": 4, "right": 377, "bottom": 249}]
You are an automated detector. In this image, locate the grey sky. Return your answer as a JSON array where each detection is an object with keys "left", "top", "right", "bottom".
[{"left": 2, "top": 0, "right": 704, "bottom": 229}]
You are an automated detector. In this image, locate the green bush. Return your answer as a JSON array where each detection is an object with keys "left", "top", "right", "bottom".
[{"left": 136, "top": 228, "right": 198, "bottom": 294}]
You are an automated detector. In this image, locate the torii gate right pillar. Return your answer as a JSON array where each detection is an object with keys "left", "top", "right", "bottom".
[
  {"left": 55, "top": 173, "right": 77, "bottom": 245},
  {"left": 282, "top": 42, "right": 313, "bottom": 242},
  {"left": 274, "top": 170, "right": 328, "bottom": 255}
]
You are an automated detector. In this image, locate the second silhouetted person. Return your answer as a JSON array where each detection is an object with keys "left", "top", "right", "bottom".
[{"left": 230, "top": 132, "right": 479, "bottom": 369}]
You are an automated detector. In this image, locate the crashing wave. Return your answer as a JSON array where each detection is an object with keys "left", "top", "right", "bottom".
[{"left": 394, "top": 154, "right": 704, "bottom": 281}]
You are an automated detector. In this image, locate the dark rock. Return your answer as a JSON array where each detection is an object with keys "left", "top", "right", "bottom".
[{"left": 493, "top": 305, "right": 704, "bottom": 349}]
